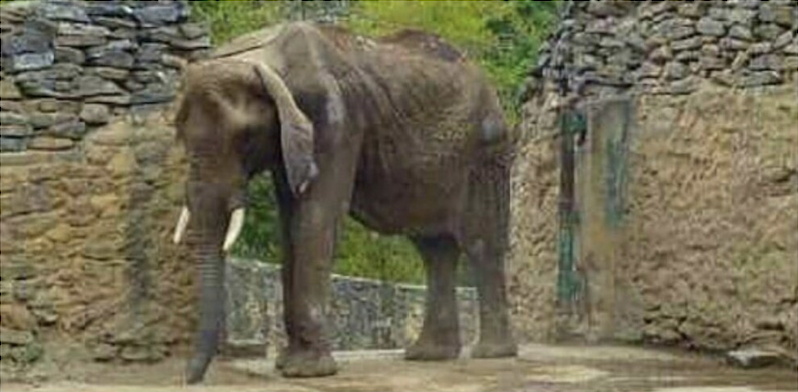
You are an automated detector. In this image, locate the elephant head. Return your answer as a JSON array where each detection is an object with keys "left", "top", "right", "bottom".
[{"left": 171, "top": 59, "right": 318, "bottom": 384}]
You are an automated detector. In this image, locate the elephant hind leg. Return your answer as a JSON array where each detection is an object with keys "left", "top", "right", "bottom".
[
  {"left": 464, "top": 235, "right": 517, "bottom": 358},
  {"left": 463, "top": 154, "right": 517, "bottom": 359},
  {"left": 404, "top": 235, "right": 462, "bottom": 361}
]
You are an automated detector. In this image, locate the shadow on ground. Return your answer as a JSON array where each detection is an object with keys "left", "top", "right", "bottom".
[{"left": 1, "top": 344, "right": 796, "bottom": 392}]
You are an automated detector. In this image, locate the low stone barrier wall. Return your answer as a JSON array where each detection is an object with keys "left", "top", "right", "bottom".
[{"left": 225, "top": 258, "right": 479, "bottom": 355}]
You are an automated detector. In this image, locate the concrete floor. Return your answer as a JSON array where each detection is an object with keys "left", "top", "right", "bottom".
[{"left": 1, "top": 344, "right": 796, "bottom": 392}]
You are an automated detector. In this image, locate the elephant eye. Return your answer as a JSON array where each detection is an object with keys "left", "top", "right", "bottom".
[{"left": 238, "top": 129, "right": 258, "bottom": 175}]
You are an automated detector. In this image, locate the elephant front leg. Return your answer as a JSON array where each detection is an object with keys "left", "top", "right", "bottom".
[
  {"left": 278, "top": 203, "right": 339, "bottom": 378},
  {"left": 273, "top": 139, "right": 359, "bottom": 377},
  {"left": 405, "top": 235, "right": 462, "bottom": 361}
]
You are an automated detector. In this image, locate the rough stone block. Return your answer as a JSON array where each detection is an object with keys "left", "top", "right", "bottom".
[
  {"left": 85, "top": 94, "right": 132, "bottom": 106},
  {"left": 0, "top": 100, "right": 22, "bottom": 112},
  {"left": 130, "top": 84, "right": 174, "bottom": 105},
  {"left": 4, "top": 51, "right": 54, "bottom": 73},
  {"left": 779, "top": 56, "right": 798, "bottom": 71},
  {"left": 46, "top": 119, "right": 86, "bottom": 140},
  {"left": 85, "top": 3, "right": 135, "bottom": 18},
  {"left": 8, "top": 341, "right": 44, "bottom": 363},
  {"left": 696, "top": 17, "right": 725, "bottom": 37},
  {"left": 16, "top": 77, "right": 61, "bottom": 98},
  {"left": 726, "top": 8, "right": 757, "bottom": 25},
  {"left": 38, "top": 2, "right": 90, "bottom": 23},
  {"left": 72, "top": 75, "right": 125, "bottom": 97},
  {"left": 758, "top": 4, "right": 794, "bottom": 27},
  {"left": 637, "top": 62, "right": 663, "bottom": 78},
  {"left": 0, "top": 112, "right": 28, "bottom": 126},
  {"left": 133, "top": 4, "right": 186, "bottom": 27},
  {"left": 672, "top": 37, "right": 702, "bottom": 52},
  {"left": 650, "top": 45, "right": 673, "bottom": 64},
  {"left": 88, "top": 50, "right": 134, "bottom": 69},
  {"left": 28, "top": 112, "right": 76, "bottom": 129},
  {"left": 55, "top": 34, "right": 105, "bottom": 48},
  {"left": 0, "top": 136, "right": 28, "bottom": 152},
  {"left": 753, "top": 23, "right": 785, "bottom": 41},
  {"left": 0, "top": 80, "right": 22, "bottom": 100},
  {"left": 0, "top": 257, "right": 35, "bottom": 281},
  {"left": 720, "top": 37, "right": 750, "bottom": 51},
  {"left": 54, "top": 46, "right": 84, "bottom": 64},
  {"left": 135, "top": 43, "right": 167, "bottom": 63},
  {"left": 109, "top": 28, "right": 136, "bottom": 41},
  {"left": 749, "top": 54, "right": 784, "bottom": 71},
  {"left": 28, "top": 136, "right": 74, "bottom": 151},
  {"left": 0, "top": 124, "right": 32, "bottom": 137},
  {"left": 676, "top": 2, "right": 702, "bottom": 19},
  {"left": 749, "top": 42, "right": 773, "bottom": 55},
  {"left": 92, "top": 17, "right": 136, "bottom": 30},
  {"left": 123, "top": 79, "right": 145, "bottom": 92},
  {"left": 160, "top": 54, "right": 186, "bottom": 69},
  {"left": 178, "top": 22, "right": 207, "bottom": 40},
  {"left": 654, "top": 18, "right": 697, "bottom": 40},
  {"left": 91, "top": 343, "right": 118, "bottom": 362},
  {"left": 0, "top": 303, "right": 37, "bottom": 331},
  {"left": 0, "top": 327, "right": 34, "bottom": 346},
  {"left": 773, "top": 31, "right": 794, "bottom": 51},
  {"left": 85, "top": 123, "right": 133, "bottom": 146},
  {"left": 664, "top": 61, "right": 689, "bottom": 80},
  {"left": 0, "top": 30, "right": 50, "bottom": 57},
  {"left": 727, "top": 348, "right": 783, "bottom": 368},
  {"left": 699, "top": 56, "right": 727, "bottom": 70},
  {"left": 738, "top": 70, "right": 783, "bottom": 87},
  {"left": 85, "top": 39, "right": 135, "bottom": 59},
  {"left": 79, "top": 103, "right": 110, "bottom": 125},
  {"left": 86, "top": 67, "right": 129, "bottom": 81},
  {"left": 56, "top": 22, "right": 110, "bottom": 38},
  {"left": 728, "top": 24, "right": 753, "bottom": 41},
  {"left": 37, "top": 98, "right": 79, "bottom": 113}
]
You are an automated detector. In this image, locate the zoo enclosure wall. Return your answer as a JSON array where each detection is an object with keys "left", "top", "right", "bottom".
[{"left": 508, "top": 0, "right": 797, "bottom": 365}]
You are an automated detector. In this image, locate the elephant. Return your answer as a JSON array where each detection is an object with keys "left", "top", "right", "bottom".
[{"left": 171, "top": 21, "right": 517, "bottom": 384}]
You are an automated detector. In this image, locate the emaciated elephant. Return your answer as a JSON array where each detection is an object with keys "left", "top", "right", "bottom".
[{"left": 172, "top": 21, "right": 517, "bottom": 384}]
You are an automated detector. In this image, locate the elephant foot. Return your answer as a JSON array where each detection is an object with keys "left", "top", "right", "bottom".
[
  {"left": 185, "top": 355, "right": 212, "bottom": 385},
  {"left": 471, "top": 340, "right": 518, "bottom": 359},
  {"left": 404, "top": 340, "right": 461, "bottom": 361},
  {"left": 277, "top": 349, "right": 338, "bottom": 378}
]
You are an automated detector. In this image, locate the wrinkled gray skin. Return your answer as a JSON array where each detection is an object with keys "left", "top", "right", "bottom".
[{"left": 174, "top": 22, "right": 517, "bottom": 384}]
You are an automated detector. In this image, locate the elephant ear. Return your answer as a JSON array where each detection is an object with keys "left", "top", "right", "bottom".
[{"left": 252, "top": 62, "right": 319, "bottom": 196}]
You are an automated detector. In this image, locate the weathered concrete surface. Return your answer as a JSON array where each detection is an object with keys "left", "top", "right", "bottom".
[
  {"left": 511, "top": 82, "right": 798, "bottom": 360},
  {"left": 1, "top": 344, "right": 795, "bottom": 392}
]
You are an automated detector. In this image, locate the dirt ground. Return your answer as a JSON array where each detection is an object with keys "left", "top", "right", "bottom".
[{"left": 1, "top": 344, "right": 795, "bottom": 392}]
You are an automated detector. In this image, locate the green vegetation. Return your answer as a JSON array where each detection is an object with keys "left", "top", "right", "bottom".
[
  {"left": 347, "top": 0, "right": 559, "bottom": 122},
  {"left": 192, "top": 0, "right": 559, "bottom": 284}
]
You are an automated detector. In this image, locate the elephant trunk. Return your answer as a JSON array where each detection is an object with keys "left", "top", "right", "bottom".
[
  {"left": 185, "top": 232, "right": 226, "bottom": 385},
  {"left": 179, "top": 203, "right": 245, "bottom": 384}
]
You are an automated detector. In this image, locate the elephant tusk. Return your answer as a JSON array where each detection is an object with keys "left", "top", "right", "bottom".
[
  {"left": 173, "top": 206, "right": 190, "bottom": 244},
  {"left": 223, "top": 208, "right": 246, "bottom": 252}
]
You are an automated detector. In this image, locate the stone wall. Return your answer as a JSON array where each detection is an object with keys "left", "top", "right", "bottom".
[
  {"left": 510, "top": 0, "right": 797, "bottom": 364},
  {"left": 0, "top": 0, "right": 209, "bottom": 153},
  {"left": 0, "top": 0, "right": 480, "bottom": 376},
  {"left": 0, "top": 0, "right": 207, "bottom": 374},
  {"left": 225, "top": 258, "right": 478, "bottom": 357}
]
